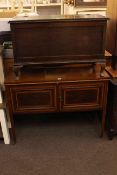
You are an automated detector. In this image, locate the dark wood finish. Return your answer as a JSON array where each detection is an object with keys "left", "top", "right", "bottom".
[
  {"left": 59, "top": 82, "right": 105, "bottom": 112},
  {"left": 75, "top": 0, "right": 107, "bottom": 7},
  {"left": 4, "top": 58, "right": 109, "bottom": 143},
  {"left": 9, "top": 84, "right": 57, "bottom": 113},
  {"left": 106, "top": 0, "right": 117, "bottom": 70},
  {"left": 106, "top": 79, "right": 117, "bottom": 139},
  {"left": 9, "top": 14, "right": 108, "bottom": 77}
]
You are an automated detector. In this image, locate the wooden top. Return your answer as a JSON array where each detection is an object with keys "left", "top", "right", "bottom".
[
  {"left": 9, "top": 14, "right": 108, "bottom": 24},
  {"left": 4, "top": 58, "right": 110, "bottom": 85}
]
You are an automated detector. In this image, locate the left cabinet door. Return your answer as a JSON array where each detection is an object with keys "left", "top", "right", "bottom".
[{"left": 8, "top": 84, "right": 57, "bottom": 113}]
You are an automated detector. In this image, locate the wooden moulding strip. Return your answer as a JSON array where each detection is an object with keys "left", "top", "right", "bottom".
[{"left": 105, "top": 66, "right": 117, "bottom": 78}]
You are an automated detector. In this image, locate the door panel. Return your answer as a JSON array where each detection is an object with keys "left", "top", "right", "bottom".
[
  {"left": 10, "top": 84, "right": 57, "bottom": 113},
  {"left": 59, "top": 82, "right": 105, "bottom": 111}
]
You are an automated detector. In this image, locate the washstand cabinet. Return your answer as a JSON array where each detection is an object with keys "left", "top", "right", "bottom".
[
  {"left": 4, "top": 59, "right": 109, "bottom": 143},
  {"left": 4, "top": 14, "right": 109, "bottom": 143}
]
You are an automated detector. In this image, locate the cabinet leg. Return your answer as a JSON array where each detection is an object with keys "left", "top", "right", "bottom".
[
  {"left": 106, "top": 112, "right": 114, "bottom": 140},
  {"left": 9, "top": 128, "right": 16, "bottom": 144},
  {"left": 95, "top": 111, "right": 103, "bottom": 137},
  {"left": 108, "top": 132, "right": 113, "bottom": 140}
]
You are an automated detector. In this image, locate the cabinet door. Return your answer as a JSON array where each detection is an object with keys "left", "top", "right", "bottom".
[
  {"left": 9, "top": 84, "right": 57, "bottom": 113},
  {"left": 59, "top": 82, "right": 105, "bottom": 112}
]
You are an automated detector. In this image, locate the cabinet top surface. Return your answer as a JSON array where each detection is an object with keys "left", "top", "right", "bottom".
[
  {"left": 4, "top": 59, "right": 109, "bottom": 85},
  {"left": 9, "top": 14, "right": 108, "bottom": 24}
]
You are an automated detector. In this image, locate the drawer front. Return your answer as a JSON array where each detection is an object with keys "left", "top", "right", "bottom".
[
  {"left": 10, "top": 84, "right": 57, "bottom": 113},
  {"left": 59, "top": 82, "right": 105, "bottom": 112}
]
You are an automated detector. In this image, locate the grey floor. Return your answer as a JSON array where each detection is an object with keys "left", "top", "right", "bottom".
[{"left": 0, "top": 112, "right": 117, "bottom": 175}]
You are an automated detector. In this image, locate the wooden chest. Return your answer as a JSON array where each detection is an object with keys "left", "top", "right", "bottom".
[{"left": 9, "top": 14, "right": 108, "bottom": 70}]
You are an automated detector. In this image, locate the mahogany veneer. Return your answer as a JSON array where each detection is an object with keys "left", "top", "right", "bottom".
[{"left": 4, "top": 59, "right": 109, "bottom": 143}]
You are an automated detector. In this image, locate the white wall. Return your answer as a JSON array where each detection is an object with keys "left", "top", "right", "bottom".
[{"left": 0, "top": 18, "right": 11, "bottom": 31}]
